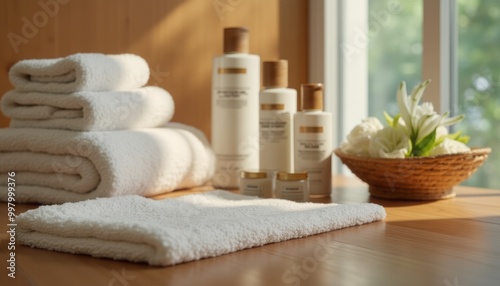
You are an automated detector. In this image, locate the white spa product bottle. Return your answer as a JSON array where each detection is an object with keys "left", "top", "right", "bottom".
[
  {"left": 211, "top": 27, "right": 260, "bottom": 189},
  {"left": 259, "top": 60, "right": 297, "bottom": 173},
  {"left": 294, "top": 83, "right": 333, "bottom": 197}
]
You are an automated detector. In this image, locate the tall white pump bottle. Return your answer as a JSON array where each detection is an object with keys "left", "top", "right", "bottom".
[
  {"left": 259, "top": 60, "right": 297, "bottom": 173},
  {"left": 211, "top": 27, "right": 260, "bottom": 188},
  {"left": 294, "top": 84, "right": 333, "bottom": 197}
]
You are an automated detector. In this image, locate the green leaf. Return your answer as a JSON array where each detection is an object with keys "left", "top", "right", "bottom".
[
  {"left": 456, "top": 135, "right": 470, "bottom": 144},
  {"left": 405, "top": 138, "right": 413, "bottom": 158},
  {"left": 447, "top": 130, "right": 463, "bottom": 141},
  {"left": 442, "top": 130, "right": 469, "bottom": 144},
  {"left": 412, "top": 129, "right": 436, "bottom": 157},
  {"left": 383, "top": 111, "right": 394, "bottom": 126},
  {"left": 435, "top": 130, "right": 460, "bottom": 147},
  {"left": 392, "top": 114, "right": 401, "bottom": 128},
  {"left": 434, "top": 137, "right": 445, "bottom": 147}
]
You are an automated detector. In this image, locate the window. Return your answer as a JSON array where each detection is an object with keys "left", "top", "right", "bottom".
[
  {"left": 455, "top": 0, "right": 500, "bottom": 188},
  {"left": 368, "top": 0, "right": 423, "bottom": 120},
  {"left": 311, "top": 0, "right": 498, "bottom": 188}
]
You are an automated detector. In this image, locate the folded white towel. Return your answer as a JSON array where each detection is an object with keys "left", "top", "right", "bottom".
[
  {"left": 1, "top": 86, "right": 174, "bottom": 131},
  {"left": 16, "top": 191, "right": 386, "bottom": 266},
  {"left": 9, "top": 53, "right": 149, "bottom": 93},
  {"left": 0, "top": 124, "right": 215, "bottom": 204}
]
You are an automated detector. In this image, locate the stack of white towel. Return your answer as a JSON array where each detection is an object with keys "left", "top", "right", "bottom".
[
  {"left": 2, "top": 54, "right": 386, "bottom": 267},
  {"left": 0, "top": 53, "right": 215, "bottom": 204}
]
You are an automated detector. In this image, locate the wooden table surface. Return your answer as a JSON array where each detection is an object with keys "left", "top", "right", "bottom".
[{"left": 1, "top": 176, "right": 499, "bottom": 286}]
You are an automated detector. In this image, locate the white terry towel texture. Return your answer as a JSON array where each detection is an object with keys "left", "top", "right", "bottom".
[
  {"left": 0, "top": 124, "right": 215, "bottom": 204},
  {"left": 16, "top": 191, "right": 386, "bottom": 266},
  {"left": 1, "top": 86, "right": 175, "bottom": 131},
  {"left": 9, "top": 53, "right": 149, "bottom": 93}
]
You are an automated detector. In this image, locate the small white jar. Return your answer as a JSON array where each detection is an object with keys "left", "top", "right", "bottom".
[
  {"left": 239, "top": 170, "right": 273, "bottom": 198},
  {"left": 275, "top": 171, "right": 309, "bottom": 202}
]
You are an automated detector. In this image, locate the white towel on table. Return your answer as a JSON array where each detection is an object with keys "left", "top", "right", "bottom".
[
  {"left": 1, "top": 86, "right": 174, "bottom": 131},
  {"left": 16, "top": 191, "right": 386, "bottom": 266},
  {"left": 0, "top": 124, "right": 215, "bottom": 204},
  {"left": 9, "top": 53, "right": 149, "bottom": 93}
]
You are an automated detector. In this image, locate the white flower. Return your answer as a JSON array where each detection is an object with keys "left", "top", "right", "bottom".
[
  {"left": 396, "top": 80, "right": 466, "bottom": 156},
  {"left": 341, "top": 117, "right": 383, "bottom": 157},
  {"left": 369, "top": 126, "right": 411, "bottom": 159},
  {"left": 412, "top": 103, "right": 441, "bottom": 142},
  {"left": 341, "top": 80, "right": 469, "bottom": 159},
  {"left": 429, "top": 138, "right": 470, "bottom": 156}
]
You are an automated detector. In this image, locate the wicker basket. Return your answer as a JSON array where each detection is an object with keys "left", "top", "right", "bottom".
[{"left": 334, "top": 147, "right": 491, "bottom": 200}]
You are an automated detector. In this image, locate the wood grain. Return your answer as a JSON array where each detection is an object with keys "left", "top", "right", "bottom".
[
  {"left": 1, "top": 176, "right": 499, "bottom": 286},
  {"left": 0, "top": 0, "right": 309, "bottom": 140}
]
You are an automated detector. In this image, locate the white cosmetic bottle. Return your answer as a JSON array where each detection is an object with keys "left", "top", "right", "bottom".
[
  {"left": 259, "top": 60, "right": 297, "bottom": 173},
  {"left": 294, "top": 83, "right": 333, "bottom": 197},
  {"left": 211, "top": 27, "right": 260, "bottom": 189}
]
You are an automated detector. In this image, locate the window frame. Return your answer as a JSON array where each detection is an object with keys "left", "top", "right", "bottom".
[
  {"left": 422, "top": 0, "right": 456, "bottom": 116},
  {"left": 309, "top": 0, "right": 369, "bottom": 174}
]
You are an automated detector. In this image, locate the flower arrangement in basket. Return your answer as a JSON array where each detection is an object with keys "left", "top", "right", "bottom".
[{"left": 334, "top": 80, "right": 491, "bottom": 200}]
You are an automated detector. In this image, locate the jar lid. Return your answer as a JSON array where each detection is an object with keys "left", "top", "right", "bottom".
[
  {"left": 277, "top": 171, "right": 308, "bottom": 181},
  {"left": 241, "top": 170, "right": 268, "bottom": 179}
]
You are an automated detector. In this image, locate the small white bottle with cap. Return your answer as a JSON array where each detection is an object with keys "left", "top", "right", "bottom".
[
  {"left": 259, "top": 60, "right": 297, "bottom": 173},
  {"left": 239, "top": 170, "right": 273, "bottom": 198},
  {"left": 275, "top": 171, "right": 309, "bottom": 202},
  {"left": 293, "top": 84, "right": 333, "bottom": 197},
  {"left": 211, "top": 27, "right": 260, "bottom": 189}
]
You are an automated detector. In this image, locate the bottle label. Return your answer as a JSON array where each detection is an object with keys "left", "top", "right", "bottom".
[
  {"left": 242, "top": 184, "right": 262, "bottom": 197},
  {"left": 217, "top": 68, "right": 247, "bottom": 74},
  {"left": 299, "top": 126, "right": 323, "bottom": 133},
  {"left": 261, "top": 103, "right": 285, "bottom": 110},
  {"left": 259, "top": 113, "right": 290, "bottom": 144},
  {"left": 279, "top": 185, "right": 306, "bottom": 201},
  {"left": 296, "top": 139, "right": 327, "bottom": 161},
  {"left": 214, "top": 87, "right": 249, "bottom": 109}
]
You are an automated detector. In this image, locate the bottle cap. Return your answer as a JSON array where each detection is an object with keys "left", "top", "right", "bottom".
[
  {"left": 277, "top": 171, "right": 308, "bottom": 181},
  {"left": 301, "top": 83, "right": 323, "bottom": 110},
  {"left": 241, "top": 170, "right": 268, "bottom": 179},
  {"left": 263, "top": 60, "right": 288, "bottom": 88},
  {"left": 224, "top": 27, "right": 249, "bottom": 53}
]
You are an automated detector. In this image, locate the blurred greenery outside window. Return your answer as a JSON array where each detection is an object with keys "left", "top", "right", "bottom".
[{"left": 367, "top": 0, "right": 499, "bottom": 188}]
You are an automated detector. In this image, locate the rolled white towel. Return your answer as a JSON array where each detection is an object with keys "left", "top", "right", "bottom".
[
  {"left": 16, "top": 191, "right": 386, "bottom": 266},
  {"left": 9, "top": 53, "right": 150, "bottom": 93},
  {"left": 1, "top": 86, "right": 174, "bottom": 131},
  {"left": 0, "top": 124, "right": 215, "bottom": 204}
]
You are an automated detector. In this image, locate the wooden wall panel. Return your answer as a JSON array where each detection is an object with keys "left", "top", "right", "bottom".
[
  {"left": 0, "top": 0, "right": 308, "bottom": 141},
  {"left": 280, "top": 0, "right": 309, "bottom": 105}
]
